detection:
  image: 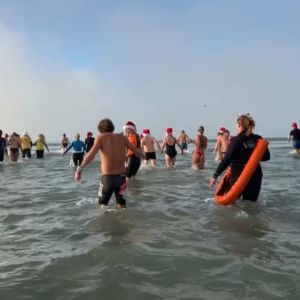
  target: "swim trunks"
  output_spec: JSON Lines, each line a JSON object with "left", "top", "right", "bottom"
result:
{"left": 145, "top": 152, "right": 156, "bottom": 160}
{"left": 98, "top": 174, "right": 127, "bottom": 206}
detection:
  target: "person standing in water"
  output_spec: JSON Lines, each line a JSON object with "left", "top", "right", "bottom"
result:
{"left": 191, "top": 126, "right": 208, "bottom": 170}
{"left": 177, "top": 130, "right": 191, "bottom": 155}
{"left": 123, "top": 121, "right": 142, "bottom": 180}
{"left": 33, "top": 134, "right": 49, "bottom": 158}
{"left": 60, "top": 133, "right": 70, "bottom": 153}
{"left": 214, "top": 127, "right": 231, "bottom": 161}
{"left": 161, "top": 128, "right": 181, "bottom": 168}
{"left": 141, "top": 129, "right": 161, "bottom": 167}
{"left": 74, "top": 118, "right": 144, "bottom": 208}
{"left": 85, "top": 132, "right": 95, "bottom": 153}
{"left": 63, "top": 133, "right": 86, "bottom": 166}
{"left": 288, "top": 122, "right": 300, "bottom": 154}
{"left": 209, "top": 114, "right": 270, "bottom": 202}
{"left": 0, "top": 130, "right": 7, "bottom": 162}
{"left": 20, "top": 132, "right": 32, "bottom": 158}
{"left": 8, "top": 132, "right": 21, "bottom": 162}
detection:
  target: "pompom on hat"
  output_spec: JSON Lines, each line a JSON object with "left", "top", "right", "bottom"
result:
{"left": 122, "top": 121, "right": 136, "bottom": 132}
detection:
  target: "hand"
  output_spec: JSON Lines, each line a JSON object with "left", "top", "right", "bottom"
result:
{"left": 209, "top": 178, "right": 216, "bottom": 189}
{"left": 74, "top": 167, "right": 82, "bottom": 182}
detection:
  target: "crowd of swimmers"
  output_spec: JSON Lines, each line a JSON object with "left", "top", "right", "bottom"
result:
{"left": 1, "top": 117, "right": 300, "bottom": 208}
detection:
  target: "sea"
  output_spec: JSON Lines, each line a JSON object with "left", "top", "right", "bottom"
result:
{"left": 0, "top": 139, "right": 299, "bottom": 300}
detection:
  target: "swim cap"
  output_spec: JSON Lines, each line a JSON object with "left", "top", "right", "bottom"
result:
{"left": 166, "top": 128, "right": 173, "bottom": 134}
{"left": 292, "top": 122, "right": 297, "bottom": 128}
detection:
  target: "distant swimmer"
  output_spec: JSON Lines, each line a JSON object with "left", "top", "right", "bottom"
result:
{"left": 20, "top": 132, "right": 32, "bottom": 158}
{"left": 213, "top": 127, "right": 231, "bottom": 161}
{"left": 288, "top": 122, "right": 300, "bottom": 154}
{"left": 33, "top": 134, "right": 49, "bottom": 158}
{"left": 0, "top": 129, "right": 7, "bottom": 162}
{"left": 60, "top": 133, "right": 70, "bottom": 153}
{"left": 63, "top": 133, "right": 86, "bottom": 166}
{"left": 191, "top": 126, "right": 208, "bottom": 170}
{"left": 177, "top": 130, "right": 191, "bottom": 155}
{"left": 74, "top": 118, "right": 145, "bottom": 208}
{"left": 8, "top": 132, "right": 21, "bottom": 162}
{"left": 4, "top": 134, "right": 9, "bottom": 156}
{"left": 85, "top": 132, "right": 95, "bottom": 153}
{"left": 141, "top": 129, "right": 161, "bottom": 167}
{"left": 123, "top": 121, "right": 141, "bottom": 180}
{"left": 210, "top": 114, "right": 270, "bottom": 202}
{"left": 161, "top": 128, "right": 181, "bottom": 168}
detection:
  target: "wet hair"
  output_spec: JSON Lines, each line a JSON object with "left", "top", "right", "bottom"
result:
{"left": 198, "top": 126, "right": 204, "bottom": 132}
{"left": 237, "top": 114, "right": 255, "bottom": 135}
{"left": 98, "top": 118, "right": 115, "bottom": 133}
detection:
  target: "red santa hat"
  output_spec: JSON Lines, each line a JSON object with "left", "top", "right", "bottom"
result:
{"left": 218, "top": 127, "right": 226, "bottom": 133}
{"left": 292, "top": 122, "right": 297, "bottom": 128}
{"left": 122, "top": 121, "right": 136, "bottom": 132}
{"left": 166, "top": 127, "right": 173, "bottom": 134}
{"left": 142, "top": 129, "right": 150, "bottom": 136}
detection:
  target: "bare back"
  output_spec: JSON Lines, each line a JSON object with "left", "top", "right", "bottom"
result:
{"left": 98, "top": 133, "right": 127, "bottom": 175}
{"left": 141, "top": 135, "right": 156, "bottom": 152}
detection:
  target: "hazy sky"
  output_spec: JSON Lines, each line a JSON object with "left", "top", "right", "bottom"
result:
{"left": 1, "top": 0, "right": 299, "bottom": 141}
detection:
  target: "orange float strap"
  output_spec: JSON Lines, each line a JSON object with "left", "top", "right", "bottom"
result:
{"left": 215, "top": 138, "right": 269, "bottom": 205}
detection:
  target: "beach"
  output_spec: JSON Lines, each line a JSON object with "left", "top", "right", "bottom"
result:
{"left": 0, "top": 139, "right": 299, "bottom": 299}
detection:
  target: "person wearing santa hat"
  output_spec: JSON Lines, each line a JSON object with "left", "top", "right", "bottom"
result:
{"left": 213, "top": 127, "right": 230, "bottom": 161}
{"left": 141, "top": 129, "right": 161, "bottom": 167}
{"left": 288, "top": 122, "right": 300, "bottom": 154}
{"left": 161, "top": 128, "right": 181, "bottom": 168}
{"left": 123, "top": 121, "right": 142, "bottom": 179}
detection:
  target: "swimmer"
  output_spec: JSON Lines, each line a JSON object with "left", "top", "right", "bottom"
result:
{"left": 288, "top": 122, "right": 300, "bottom": 154}
{"left": 8, "top": 132, "right": 21, "bottom": 162}
{"left": 161, "top": 128, "right": 181, "bottom": 168}
{"left": 63, "top": 133, "right": 86, "bottom": 166}
{"left": 0, "top": 130, "right": 6, "bottom": 162}
{"left": 177, "top": 130, "right": 191, "bottom": 155}
{"left": 60, "top": 133, "right": 70, "bottom": 153}
{"left": 74, "top": 118, "right": 145, "bottom": 208}
{"left": 214, "top": 127, "right": 231, "bottom": 161}
{"left": 141, "top": 129, "right": 161, "bottom": 167}
{"left": 20, "top": 132, "right": 32, "bottom": 158}
{"left": 33, "top": 134, "right": 49, "bottom": 158}
{"left": 85, "top": 132, "right": 95, "bottom": 153}
{"left": 191, "top": 126, "right": 208, "bottom": 170}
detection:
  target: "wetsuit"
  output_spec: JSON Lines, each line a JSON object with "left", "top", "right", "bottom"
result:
{"left": 165, "top": 143, "right": 177, "bottom": 158}
{"left": 126, "top": 133, "right": 141, "bottom": 178}
{"left": 65, "top": 140, "right": 86, "bottom": 166}
{"left": 0, "top": 137, "right": 6, "bottom": 162}
{"left": 213, "top": 132, "right": 270, "bottom": 201}
{"left": 289, "top": 128, "right": 300, "bottom": 149}
{"left": 98, "top": 174, "right": 127, "bottom": 206}
{"left": 85, "top": 136, "right": 95, "bottom": 153}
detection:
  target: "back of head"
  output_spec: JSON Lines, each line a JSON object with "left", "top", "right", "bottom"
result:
{"left": 292, "top": 122, "right": 298, "bottom": 129}
{"left": 198, "top": 126, "right": 204, "bottom": 133}
{"left": 75, "top": 133, "right": 80, "bottom": 139}
{"left": 98, "top": 118, "right": 115, "bottom": 133}
{"left": 237, "top": 114, "right": 255, "bottom": 135}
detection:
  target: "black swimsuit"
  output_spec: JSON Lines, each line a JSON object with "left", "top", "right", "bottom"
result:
{"left": 165, "top": 143, "right": 177, "bottom": 158}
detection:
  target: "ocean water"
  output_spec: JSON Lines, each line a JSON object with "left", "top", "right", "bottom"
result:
{"left": 0, "top": 139, "right": 299, "bottom": 300}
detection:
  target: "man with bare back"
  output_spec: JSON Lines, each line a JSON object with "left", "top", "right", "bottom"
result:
{"left": 75, "top": 118, "right": 144, "bottom": 208}
{"left": 141, "top": 129, "right": 161, "bottom": 167}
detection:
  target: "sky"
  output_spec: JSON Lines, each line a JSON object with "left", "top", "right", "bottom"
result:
{"left": 0, "top": 0, "right": 299, "bottom": 141}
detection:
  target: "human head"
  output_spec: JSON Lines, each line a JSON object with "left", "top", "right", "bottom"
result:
{"left": 38, "top": 134, "right": 45, "bottom": 141}
{"left": 87, "top": 131, "right": 93, "bottom": 137}
{"left": 122, "top": 121, "right": 136, "bottom": 134}
{"left": 292, "top": 122, "right": 297, "bottom": 129}
{"left": 63, "top": 133, "right": 66, "bottom": 137}
{"left": 166, "top": 128, "right": 173, "bottom": 135}
{"left": 142, "top": 129, "right": 150, "bottom": 136}
{"left": 181, "top": 130, "right": 185, "bottom": 134}
{"left": 198, "top": 126, "right": 205, "bottom": 134}
{"left": 75, "top": 133, "right": 80, "bottom": 139}
{"left": 236, "top": 114, "right": 255, "bottom": 135}
{"left": 97, "top": 118, "right": 115, "bottom": 133}
{"left": 218, "top": 127, "right": 226, "bottom": 134}
{"left": 23, "top": 131, "right": 29, "bottom": 136}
